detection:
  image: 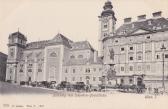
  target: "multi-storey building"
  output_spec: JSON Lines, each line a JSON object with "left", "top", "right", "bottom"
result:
{"left": 5, "top": 32, "right": 103, "bottom": 85}
{"left": 99, "top": 1, "right": 168, "bottom": 88}
{"left": 6, "top": 0, "right": 168, "bottom": 88}
{"left": 0, "top": 52, "right": 7, "bottom": 81}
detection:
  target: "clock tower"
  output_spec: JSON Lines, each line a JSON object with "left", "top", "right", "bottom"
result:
{"left": 6, "top": 31, "right": 27, "bottom": 83}
{"left": 98, "top": 0, "right": 117, "bottom": 57}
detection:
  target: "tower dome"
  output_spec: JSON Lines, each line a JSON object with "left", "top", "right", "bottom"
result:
{"left": 101, "top": 0, "right": 116, "bottom": 20}
{"left": 103, "top": 0, "right": 113, "bottom": 10}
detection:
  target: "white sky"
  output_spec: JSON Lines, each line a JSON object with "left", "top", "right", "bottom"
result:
{"left": 0, "top": 0, "right": 168, "bottom": 54}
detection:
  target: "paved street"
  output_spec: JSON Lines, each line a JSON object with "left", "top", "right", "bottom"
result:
{"left": 0, "top": 81, "right": 56, "bottom": 94}
{"left": 1, "top": 82, "right": 168, "bottom": 109}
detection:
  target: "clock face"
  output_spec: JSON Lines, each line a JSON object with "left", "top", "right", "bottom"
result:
{"left": 103, "top": 17, "right": 108, "bottom": 23}
{"left": 10, "top": 48, "right": 15, "bottom": 58}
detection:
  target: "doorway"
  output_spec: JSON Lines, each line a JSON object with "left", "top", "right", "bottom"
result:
{"left": 137, "top": 77, "right": 142, "bottom": 86}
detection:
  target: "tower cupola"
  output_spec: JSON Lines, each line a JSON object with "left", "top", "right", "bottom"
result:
{"left": 101, "top": 0, "right": 116, "bottom": 20}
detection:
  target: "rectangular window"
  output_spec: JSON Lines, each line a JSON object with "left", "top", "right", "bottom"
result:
{"left": 28, "top": 69, "right": 32, "bottom": 72}
{"left": 20, "top": 69, "right": 23, "bottom": 72}
{"left": 38, "top": 69, "right": 42, "bottom": 72}
{"left": 129, "top": 66, "right": 133, "bottom": 71}
{"left": 72, "top": 77, "right": 75, "bottom": 81}
{"left": 130, "top": 47, "right": 133, "bottom": 50}
{"left": 73, "top": 69, "right": 75, "bottom": 73}
{"left": 129, "top": 79, "right": 133, "bottom": 84}
{"left": 121, "top": 47, "right": 124, "bottom": 51}
{"left": 65, "top": 69, "right": 68, "bottom": 73}
{"left": 78, "top": 55, "right": 83, "bottom": 58}
{"left": 137, "top": 55, "right": 142, "bottom": 60}
{"left": 93, "top": 68, "right": 96, "bottom": 72}
{"left": 103, "top": 33, "right": 107, "bottom": 37}
{"left": 28, "top": 64, "right": 33, "bottom": 67}
{"left": 93, "top": 77, "right": 96, "bottom": 81}
{"left": 146, "top": 65, "right": 150, "bottom": 71}
{"left": 129, "top": 56, "right": 133, "bottom": 61}
{"left": 10, "top": 69, "right": 12, "bottom": 74}
{"left": 10, "top": 48, "right": 14, "bottom": 58}
{"left": 137, "top": 44, "right": 142, "bottom": 51}
{"left": 86, "top": 68, "right": 90, "bottom": 73}
{"left": 99, "top": 77, "right": 102, "bottom": 81}
{"left": 80, "top": 77, "right": 82, "bottom": 81}
{"left": 65, "top": 77, "right": 67, "bottom": 81}
{"left": 121, "top": 67, "right": 124, "bottom": 71}
{"left": 137, "top": 65, "right": 141, "bottom": 71}
{"left": 145, "top": 53, "right": 151, "bottom": 61}
{"left": 104, "top": 24, "right": 107, "bottom": 28}
{"left": 156, "top": 54, "right": 160, "bottom": 59}
{"left": 165, "top": 54, "right": 168, "bottom": 58}
{"left": 145, "top": 43, "right": 151, "bottom": 51}
{"left": 70, "top": 55, "right": 75, "bottom": 59}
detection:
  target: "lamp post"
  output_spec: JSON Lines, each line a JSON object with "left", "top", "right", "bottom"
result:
{"left": 161, "top": 44, "right": 166, "bottom": 92}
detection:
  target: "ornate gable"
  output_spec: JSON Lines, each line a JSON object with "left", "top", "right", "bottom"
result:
{"left": 129, "top": 28, "right": 151, "bottom": 35}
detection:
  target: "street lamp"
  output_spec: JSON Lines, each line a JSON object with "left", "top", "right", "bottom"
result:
{"left": 161, "top": 44, "right": 166, "bottom": 92}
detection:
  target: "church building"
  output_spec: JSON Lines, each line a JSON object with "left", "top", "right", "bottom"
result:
{"left": 6, "top": 1, "right": 168, "bottom": 88}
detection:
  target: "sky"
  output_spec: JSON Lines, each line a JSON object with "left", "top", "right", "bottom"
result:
{"left": 0, "top": 0, "right": 168, "bottom": 54}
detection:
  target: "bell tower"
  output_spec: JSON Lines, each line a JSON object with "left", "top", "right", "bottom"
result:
{"left": 6, "top": 31, "right": 27, "bottom": 83}
{"left": 98, "top": 0, "right": 117, "bottom": 57}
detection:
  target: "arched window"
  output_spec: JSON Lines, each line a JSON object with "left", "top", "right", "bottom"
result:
{"left": 86, "top": 76, "right": 90, "bottom": 80}
{"left": 129, "top": 79, "right": 133, "bottom": 84}
{"left": 70, "top": 55, "right": 75, "bottom": 59}
{"left": 78, "top": 55, "right": 83, "bottom": 58}
{"left": 50, "top": 52, "right": 57, "bottom": 57}
{"left": 28, "top": 69, "right": 32, "bottom": 72}
{"left": 120, "top": 79, "right": 124, "bottom": 84}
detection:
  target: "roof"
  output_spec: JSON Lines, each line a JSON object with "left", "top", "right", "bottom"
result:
{"left": 9, "top": 31, "right": 27, "bottom": 41}
{"left": 64, "top": 57, "right": 103, "bottom": 66}
{"left": 100, "top": 0, "right": 116, "bottom": 20}
{"left": 70, "top": 41, "right": 94, "bottom": 51}
{"left": 25, "top": 33, "right": 95, "bottom": 51}
{"left": 0, "top": 52, "right": 7, "bottom": 58}
{"left": 26, "top": 40, "right": 49, "bottom": 50}
{"left": 47, "top": 33, "right": 73, "bottom": 47}
{"left": 26, "top": 33, "right": 73, "bottom": 49}
{"left": 115, "top": 17, "right": 168, "bottom": 36}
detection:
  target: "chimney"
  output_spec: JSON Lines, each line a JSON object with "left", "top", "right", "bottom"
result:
{"left": 124, "top": 17, "right": 132, "bottom": 23}
{"left": 94, "top": 50, "right": 98, "bottom": 63}
{"left": 152, "top": 11, "right": 162, "bottom": 18}
{"left": 137, "top": 15, "right": 146, "bottom": 20}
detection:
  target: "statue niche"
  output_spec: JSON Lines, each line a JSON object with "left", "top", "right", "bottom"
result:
{"left": 109, "top": 48, "right": 114, "bottom": 60}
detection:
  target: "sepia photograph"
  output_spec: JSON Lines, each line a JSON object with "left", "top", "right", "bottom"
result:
{"left": 0, "top": 0, "right": 168, "bottom": 109}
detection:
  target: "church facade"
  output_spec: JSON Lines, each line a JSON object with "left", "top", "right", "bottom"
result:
{"left": 6, "top": 32, "right": 102, "bottom": 84}
{"left": 5, "top": 32, "right": 103, "bottom": 85}
{"left": 6, "top": 1, "right": 168, "bottom": 88}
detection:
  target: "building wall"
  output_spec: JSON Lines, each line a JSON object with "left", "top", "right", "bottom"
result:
{"left": 69, "top": 49, "right": 93, "bottom": 60}
{"left": 103, "top": 30, "right": 168, "bottom": 85}
{"left": 62, "top": 64, "right": 103, "bottom": 85}
{"left": 0, "top": 52, "right": 7, "bottom": 81}
{"left": 18, "top": 49, "right": 45, "bottom": 82}
{"left": 44, "top": 45, "right": 64, "bottom": 83}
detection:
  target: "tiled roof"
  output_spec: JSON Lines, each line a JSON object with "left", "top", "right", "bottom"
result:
{"left": 26, "top": 33, "right": 73, "bottom": 49}
{"left": 47, "top": 33, "right": 73, "bottom": 48}
{"left": 115, "top": 17, "right": 168, "bottom": 36}
{"left": 26, "top": 40, "right": 49, "bottom": 49}
{"left": 70, "top": 41, "right": 94, "bottom": 51}
{"left": 25, "top": 33, "right": 95, "bottom": 51}
{"left": 9, "top": 31, "right": 27, "bottom": 41}
{"left": 0, "top": 52, "right": 7, "bottom": 58}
